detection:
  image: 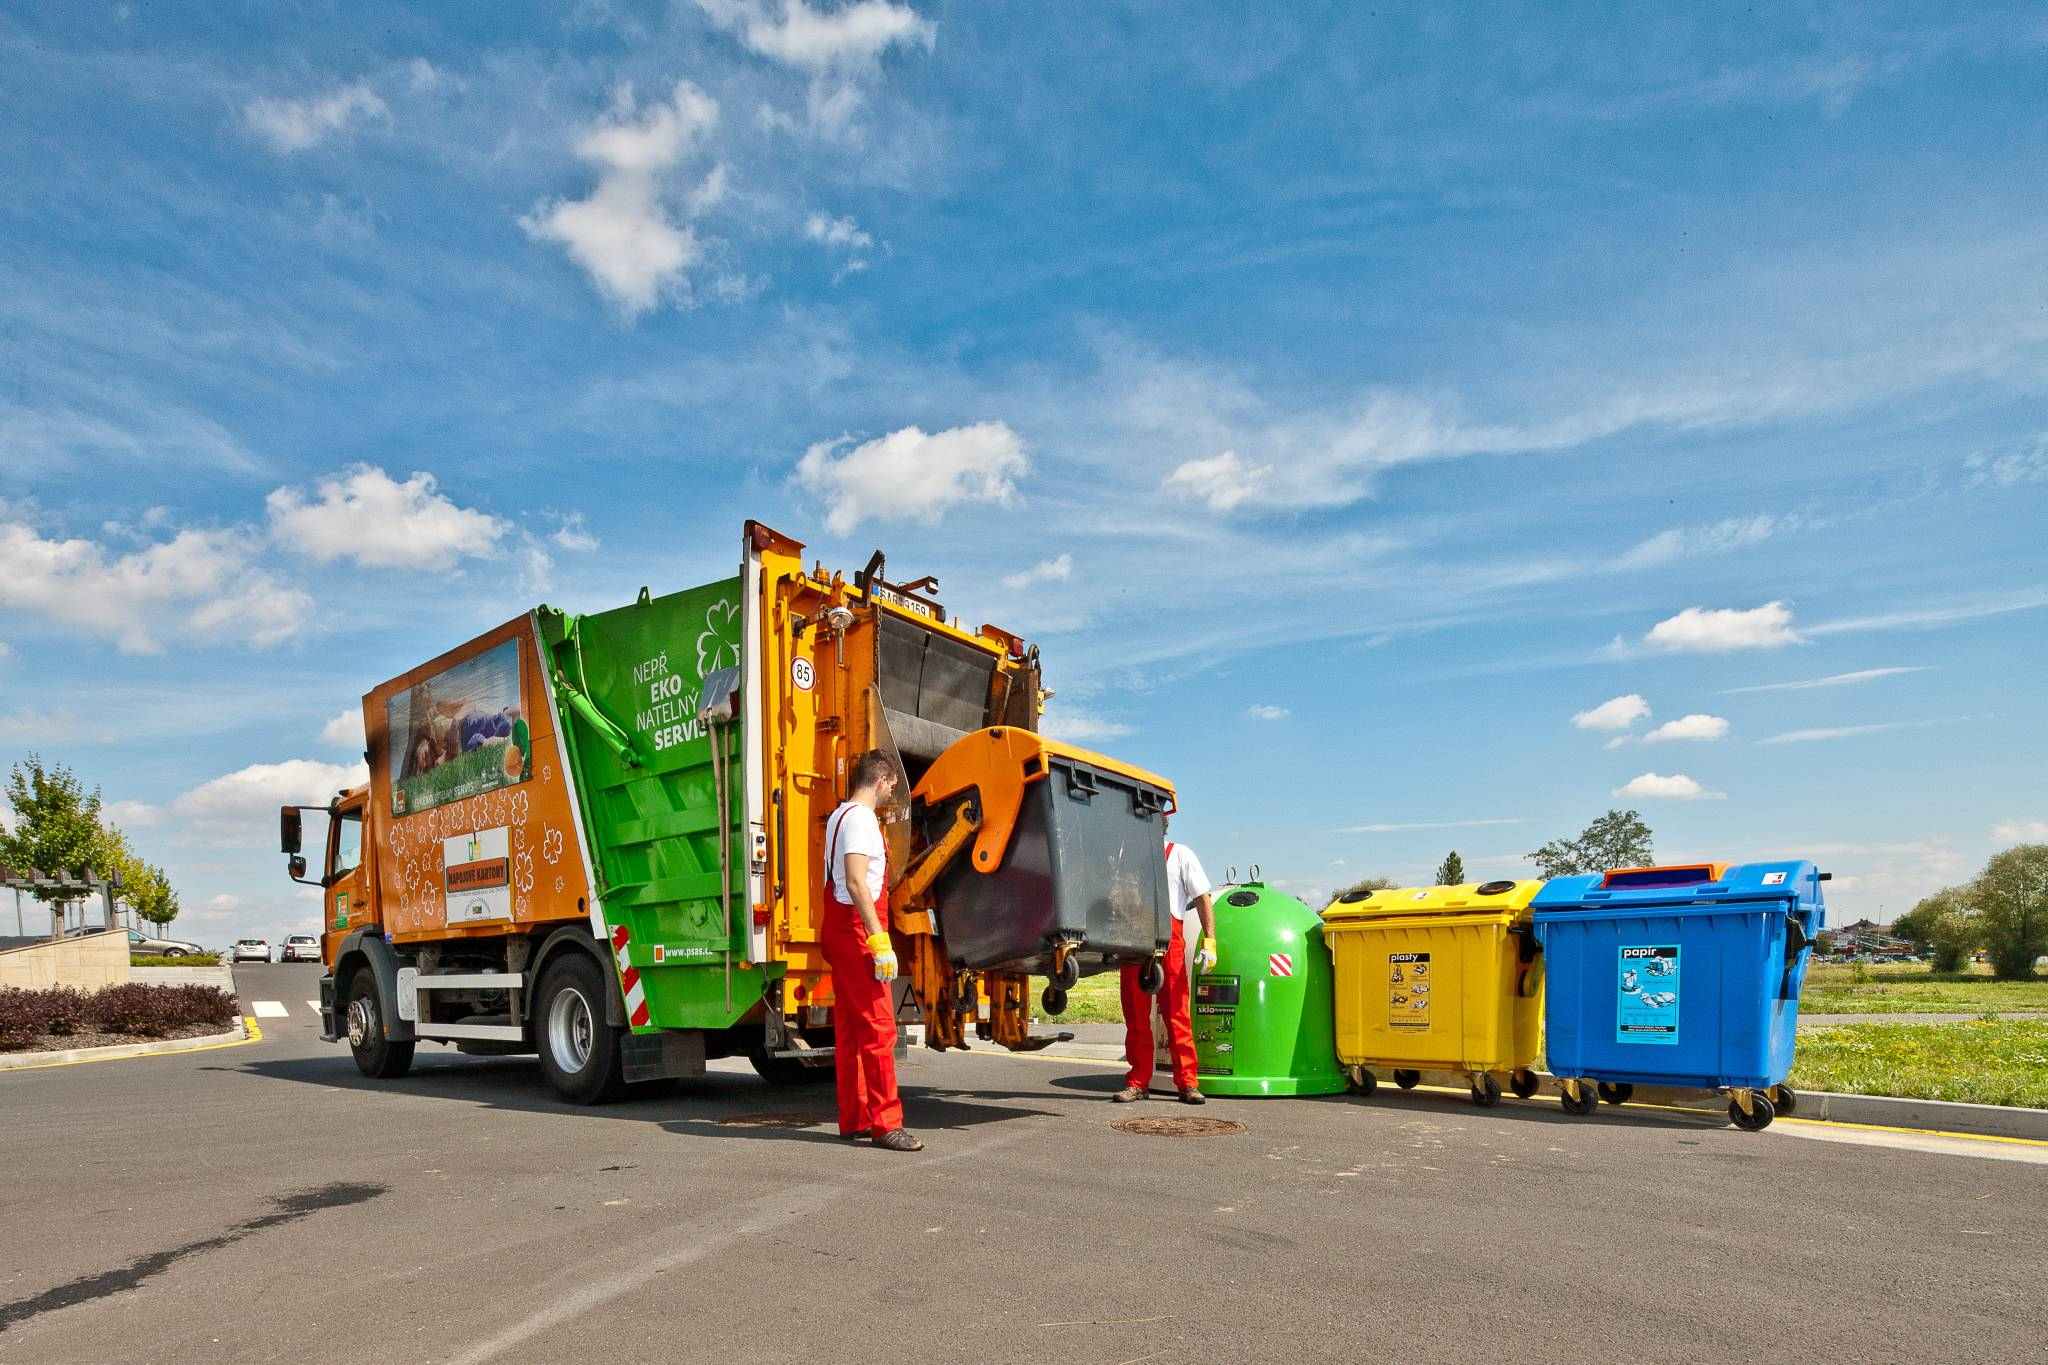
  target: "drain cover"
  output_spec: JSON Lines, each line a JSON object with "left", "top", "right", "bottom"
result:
{"left": 1111, "top": 1116, "right": 1247, "bottom": 1138}
{"left": 718, "top": 1113, "right": 823, "bottom": 1129}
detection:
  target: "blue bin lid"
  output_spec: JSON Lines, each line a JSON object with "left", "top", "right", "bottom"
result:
{"left": 1531, "top": 860, "right": 1826, "bottom": 921}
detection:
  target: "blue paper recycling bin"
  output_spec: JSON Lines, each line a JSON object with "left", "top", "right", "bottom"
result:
{"left": 1531, "top": 861, "right": 1825, "bottom": 1131}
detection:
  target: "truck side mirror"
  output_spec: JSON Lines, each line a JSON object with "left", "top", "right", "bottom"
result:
{"left": 281, "top": 806, "right": 302, "bottom": 854}
{"left": 288, "top": 854, "right": 308, "bottom": 882}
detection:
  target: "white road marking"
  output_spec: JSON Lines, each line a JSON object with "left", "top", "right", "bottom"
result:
{"left": 251, "top": 1000, "right": 288, "bottom": 1018}
{"left": 307, "top": 1000, "right": 322, "bottom": 1012}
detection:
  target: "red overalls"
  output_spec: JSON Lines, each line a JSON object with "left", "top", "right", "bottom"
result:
{"left": 1120, "top": 841, "right": 1198, "bottom": 1092}
{"left": 821, "top": 806, "right": 904, "bottom": 1138}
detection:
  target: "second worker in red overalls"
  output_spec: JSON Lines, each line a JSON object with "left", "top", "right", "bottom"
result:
{"left": 820, "top": 750, "right": 923, "bottom": 1152}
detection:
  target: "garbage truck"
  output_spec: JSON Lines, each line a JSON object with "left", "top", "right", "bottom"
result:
{"left": 280, "top": 521, "right": 1175, "bottom": 1102}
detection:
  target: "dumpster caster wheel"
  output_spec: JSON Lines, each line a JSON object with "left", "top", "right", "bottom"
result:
{"left": 1509, "top": 1069, "right": 1539, "bottom": 1100}
{"left": 1040, "top": 985, "right": 1068, "bottom": 1017}
{"left": 1393, "top": 1069, "right": 1421, "bottom": 1089}
{"left": 1137, "top": 959, "right": 1165, "bottom": 995}
{"left": 1470, "top": 1073, "right": 1502, "bottom": 1108}
{"left": 1051, "top": 952, "right": 1081, "bottom": 991}
{"left": 1769, "top": 1084, "right": 1798, "bottom": 1115}
{"left": 1597, "top": 1082, "right": 1635, "bottom": 1106}
{"left": 1559, "top": 1084, "right": 1599, "bottom": 1117}
{"left": 1729, "top": 1094, "right": 1776, "bottom": 1132}
{"left": 1347, "top": 1066, "right": 1376, "bottom": 1097}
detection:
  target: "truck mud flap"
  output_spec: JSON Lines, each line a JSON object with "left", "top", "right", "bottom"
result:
{"left": 621, "top": 1029, "right": 706, "bottom": 1084}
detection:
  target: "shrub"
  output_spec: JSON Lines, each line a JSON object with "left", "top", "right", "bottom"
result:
{"left": 0, "top": 991, "right": 40, "bottom": 1050}
{"left": 84, "top": 982, "right": 237, "bottom": 1037}
{"left": 34, "top": 987, "right": 90, "bottom": 1036}
{"left": 1975, "top": 845, "right": 2048, "bottom": 981}
{"left": 131, "top": 953, "right": 222, "bottom": 967}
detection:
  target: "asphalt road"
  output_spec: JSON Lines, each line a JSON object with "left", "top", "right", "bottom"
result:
{"left": 2, "top": 962, "right": 2042, "bottom": 1364}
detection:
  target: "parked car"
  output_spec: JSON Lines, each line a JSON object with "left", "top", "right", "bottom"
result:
{"left": 232, "top": 938, "right": 272, "bottom": 963}
{"left": 280, "top": 934, "right": 322, "bottom": 963}
{"left": 102, "top": 927, "right": 208, "bottom": 957}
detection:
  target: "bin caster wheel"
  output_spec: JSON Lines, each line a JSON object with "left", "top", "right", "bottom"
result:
{"left": 1470, "top": 1073, "right": 1502, "bottom": 1108}
{"left": 1559, "top": 1083, "right": 1599, "bottom": 1117}
{"left": 1729, "top": 1094, "right": 1776, "bottom": 1132}
{"left": 1597, "top": 1082, "right": 1634, "bottom": 1106}
{"left": 1052, "top": 952, "right": 1081, "bottom": 991}
{"left": 1347, "top": 1066, "right": 1376, "bottom": 1097}
{"left": 1393, "top": 1069, "right": 1421, "bottom": 1090}
{"left": 1040, "top": 986, "right": 1068, "bottom": 1017}
{"left": 1769, "top": 1084, "right": 1798, "bottom": 1115}
{"left": 1509, "top": 1069, "right": 1539, "bottom": 1100}
{"left": 1137, "top": 959, "right": 1165, "bottom": 995}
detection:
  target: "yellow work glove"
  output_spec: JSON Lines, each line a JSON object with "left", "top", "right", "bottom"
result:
{"left": 866, "top": 930, "right": 899, "bottom": 981}
{"left": 1195, "top": 936, "right": 1219, "bottom": 974}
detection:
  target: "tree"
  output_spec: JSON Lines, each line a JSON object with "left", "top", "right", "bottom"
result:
{"left": 128, "top": 862, "right": 181, "bottom": 934}
{"left": 1973, "top": 844, "right": 2048, "bottom": 981}
{"left": 1333, "top": 875, "right": 1398, "bottom": 901}
{"left": 1527, "top": 809, "right": 1654, "bottom": 879}
{"left": 1435, "top": 850, "right": 1465, "bottom": 886}
{"left": 1893, "top": 888, "right": 1981, "bottom": 974}
{"left": 0, "top": 756, "right": 107, "bottom": 933}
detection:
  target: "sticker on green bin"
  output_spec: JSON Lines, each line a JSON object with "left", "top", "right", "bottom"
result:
{"left": 1193, "top": 975, "right": 1239, "bottom": 1075}
{"left": 1618, "top": 945, "right": 1680, "bottom": 1044}
{"left": 1388, "top": 951, "right": 1431, "bottom": 1030}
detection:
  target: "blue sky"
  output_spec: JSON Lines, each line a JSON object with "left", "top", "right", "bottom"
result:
{"left": 3, "top": 2, "right": 2045, "bottom": 944}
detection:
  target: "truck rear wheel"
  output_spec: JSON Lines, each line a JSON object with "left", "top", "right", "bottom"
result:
{"left": 536, "top": 953, "right": 628, "bottom": 1104}
{"left": 345, "top": 972, "right": 414, "bottom": 1080}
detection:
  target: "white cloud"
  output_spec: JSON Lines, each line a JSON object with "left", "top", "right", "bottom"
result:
{"left": 1992, "top": 820, "right": 2048, "bottom": 846}
{"left": 320, "top": 708, "right": 366, "bottom": 750}
{"left": 521, "top": 82, "right": 719, "bottom": 316}
{"left": 1245, "top": 704, "right": 1290, "bottom": 721}
{"left": 1038, "top": 707, "right": 1132, "bottom": 743}
{"left": 1806, "top": 590, "right": 2048, "bottom": 638}
{"left": 1338, "top": 817, "right": 1525, "bottom": 834}
{"left": 103, "top": 799, "right": 159, "bottom": 830}
{"left": 1640, "top": 714, "right": 1730, "bottom": 744}
{"left": 267, "top": 464, "right": 508, "bottom": 570}
{"left": 1758, "top": 717, "right": 1962, "bottom": 745}
{"left": 550, "top": 512, "right": 600, "bottom": 552}
{"left": 1645, "top": 601, "right": 1800, "bottom": 653}
{"left": 1613, "top": 772, "right": 1723, "bottom": 801}
{"left": 1162, "top": 451, "right": 1271, "bottom": 513}
{"left": 0, "top": 517, "right": 308, "bottom": 654}
{"left": 804, "top": 212, "right": 873, "bottom": 252}
{"left": 794, "top": 422, "right": 1027, "bottom": 534}
{"left": 1722, "top": 666, "right": 1929, "bottom": 694}
{"left": 1002, "top": 553, "right": 1072, "bottom": 591}
{"left": 173, "top": 759, "right": 370, "bottom": 838}
{"left": 244, "top": 81, "right": 389, "bottom": 154}
{"left": 696, "top": 0, "right": 935, "bottom": 71}
{"left": 1616, "top": 514, "right": 1782, "bottom": 569}
{"left": 1965, "top": 435, "right": 2048, "bottom": 488}
{"left": 1572, "top": 694, "right": 1650, "bottom": 732}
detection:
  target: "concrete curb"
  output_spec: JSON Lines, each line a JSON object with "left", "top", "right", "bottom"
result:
{"left": 0, "top": 1017, "right": 251, "bottom": 1072}
{"left": 1786, "top": 1089, "right": 2048, "bottom": 1141}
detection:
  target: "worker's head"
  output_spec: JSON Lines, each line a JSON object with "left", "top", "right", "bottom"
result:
{"left": 849, "top": 749, "right": 899, "bottom": 800}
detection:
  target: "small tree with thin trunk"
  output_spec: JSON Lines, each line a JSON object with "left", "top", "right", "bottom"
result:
{"left": 1974, "top": 844, "right": 2048, "bottom": 981}
{"left": 0, "top": 755, "right": 106, "bottom": 936}
{"left": 1435, "top": 850, "right": 1465, "bottom": 886}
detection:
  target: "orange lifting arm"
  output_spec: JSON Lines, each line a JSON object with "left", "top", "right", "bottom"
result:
{"left": 910, "top": 727, "right": 1176, "bottom": 877}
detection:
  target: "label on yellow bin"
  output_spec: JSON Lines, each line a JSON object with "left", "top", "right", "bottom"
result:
{"left": 1388, "top": 951, "right": 1431, "bottom": 1030}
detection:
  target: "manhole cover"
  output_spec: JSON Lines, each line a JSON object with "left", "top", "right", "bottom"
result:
{"left": 1111, "top": 1116, "right": 1247, "bottom": 1138}
{"left": 717, "top": 1113, "right": 823, "bottom": 1129}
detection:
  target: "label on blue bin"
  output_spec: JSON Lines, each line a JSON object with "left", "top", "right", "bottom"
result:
{"left": 1617, "top": 945, "right": 1680, "bottom": 1044}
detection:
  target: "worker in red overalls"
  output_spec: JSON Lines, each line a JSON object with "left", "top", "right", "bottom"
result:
{"left": 1115, "top": 816, "right": 1217, "bottom": 1104}
{"left": 820, "top": 750, "right": 922, "bottom": 1152}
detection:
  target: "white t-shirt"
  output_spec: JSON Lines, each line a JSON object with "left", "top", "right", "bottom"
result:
{"left": 824, "top": 801, "right": 887, "bottom": 905}
{"left": 1165, "top": 840, "right": 1212, "bottom": 925}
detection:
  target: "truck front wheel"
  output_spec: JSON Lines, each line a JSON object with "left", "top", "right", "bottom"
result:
{"left": 535, "top": 953, "right": 628, "bottom": 1104}
{"left": 345, "top": 972, "right": 414, "bottom": 1080}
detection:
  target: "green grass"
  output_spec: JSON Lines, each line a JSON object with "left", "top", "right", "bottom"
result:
{"left": 1791, "top": 1019, "right": 2048, "bottom": 1108}
{"left": 1799, "top": 960, "right": 2048, "bottom": 1016}
{"left": 1051, "top": 971, "right": 1124, "bottom": 1024}
{"left": 132, "top": 953, "right": 221, "bottom": 967}
{"left": 396, "top": 741, "right": 514, "bottom": 812}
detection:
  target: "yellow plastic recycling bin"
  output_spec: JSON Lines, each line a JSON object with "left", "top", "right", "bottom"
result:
{"left": 1320, "top": 880, "right": 1545, "bottom": 1107}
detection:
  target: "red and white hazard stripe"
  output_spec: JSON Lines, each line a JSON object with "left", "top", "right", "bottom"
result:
{"left": 1268, "top": 952, "right": 1294, "bottom": 978}
{"left": 610, "top": 924, "right": 651, "bottom": 1028}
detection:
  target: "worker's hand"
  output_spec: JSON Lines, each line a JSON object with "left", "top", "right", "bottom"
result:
{"left": 1195, "top": 936, "right": 1219, "bottom": 974}
{"left": 866, "top": 930, "right": 899, "bottom": 981}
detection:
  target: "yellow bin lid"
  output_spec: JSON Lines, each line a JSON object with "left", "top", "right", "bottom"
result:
{"left": 1321, "top": 879, "right": 1545, "bottom": 923}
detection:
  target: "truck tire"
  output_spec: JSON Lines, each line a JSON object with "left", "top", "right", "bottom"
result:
{"left": 535, "top": 953, "right": 628, "bottom": 1104}
{"left": 345, "top": 971, "right": 414, "bottom": 1080}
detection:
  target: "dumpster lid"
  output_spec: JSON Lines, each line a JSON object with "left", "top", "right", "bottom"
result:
{"left": 1322, "top": 879, "right": 1545, "bottom": 922}
{"left": 1531, "top": 860, "right": 1826, "bottom": 915}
